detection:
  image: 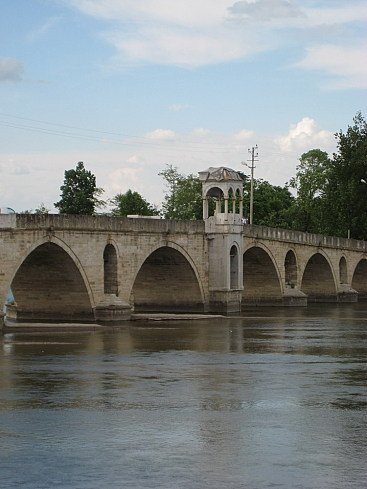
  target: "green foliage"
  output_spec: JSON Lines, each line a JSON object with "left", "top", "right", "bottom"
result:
{"left": 289, "top": 149, "right": 330, "bottom": 232}
{"left": 323, "top": 112, "right": 367, "bottom": 239}
{"left": 20, "top": 203, "right": 50, "bottom": 215}
{"left": 159, "top": 164, "right": 203, "bottom": 220}
{"left": 54, "top": 162, "right": 104, "bottom": 215}
{"left": 243, "top": 178, "right": 296, "bottom": 228}
{"left": 34, "top": 203, "right": 50, "bottom": 215}
{"left": 110, "top": 189, "right": 159, "bottom": 217}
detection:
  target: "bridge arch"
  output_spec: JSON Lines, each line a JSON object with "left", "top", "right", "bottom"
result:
{"left": 130, "top": 242, "right": 205, "bottom": 312}
{"left": 301, "top": 251, "right": 337, "bottom": 302}
{"left": 242, "top": 243, "right": 283, "bottom": 305}
{"left": 351, "top": 258, "right": 367, "bottom": 300}
{"left": 8, "top": 237, "right": 95, "bottom": 322}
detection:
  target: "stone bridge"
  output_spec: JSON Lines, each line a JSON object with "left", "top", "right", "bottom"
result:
{"left": 1, "top": 211, "right": 367, "bottom": 325}
{"left": 1, "top": 166, "right": 367, "bottom": 325}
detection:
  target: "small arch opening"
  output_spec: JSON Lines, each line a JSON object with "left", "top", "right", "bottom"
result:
{"left": 339, "top": 256, "right": 347, "bottom": 284}
{"left": 230, "top": 245, "right": 239, "bottom": 289}
{"left": 285, "top": 250, "right": 297, "bottom": 287}
{"left": 104, "top": 244, "right": 118, "bottom": 295}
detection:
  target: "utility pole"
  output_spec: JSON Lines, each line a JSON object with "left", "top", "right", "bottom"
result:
{"left": 243, "top": 145, "right": 258, "bottom": 225}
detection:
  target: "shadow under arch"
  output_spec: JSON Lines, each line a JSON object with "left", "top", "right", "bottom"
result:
{"left": 339, "top": 256, "right": 348, "bottom": 284}
{"left": 131, "top": 243, "right": 205, "bottom": 312}
{"left": 9, "top": 238, "right": 95, "bottom": 322}
{"left": 351, "top": 258, "right": 367, "bottom": 300}
{"left": 230, "top": 242, "right": 240, "bottom": 289}
{"left": 301, "top": 252, "right": 337, "bottom": 302}
{"left": 104, "top": 243, "right": 118, "bottom": 295}
{"left": 285, "top": 249, "right": 298, "bottom": 287}
{"left": 242, "top": 244, "right": 283, "bottom": 306}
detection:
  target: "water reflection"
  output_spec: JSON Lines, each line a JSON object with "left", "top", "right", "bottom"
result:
{"left": 0, "top": 305, "right": 366, "bottom": 489}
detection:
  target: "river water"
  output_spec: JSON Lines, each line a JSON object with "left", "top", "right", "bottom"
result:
{"left": 0, "top": 304, "right": 366, "bottom": 489}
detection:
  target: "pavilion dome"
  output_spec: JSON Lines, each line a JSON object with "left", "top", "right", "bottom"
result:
{"left": 198, "top": 167, "right": 243, "bottom": 182}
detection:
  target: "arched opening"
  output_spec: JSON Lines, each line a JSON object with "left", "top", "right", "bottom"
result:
{"left": 205, "top": 186, "right": 224, "bottom": 216}
{"left": 10, "top": 242, "right": 93, "bottom": 322}
{"left": 230, "top": 245, "right": 239, "bottom": 289}
{"left": 243, "top": 247, "right": 282, "bottom": 305}
{"left": 285, "top": 250, "right": 297, "bottom": 287}
{"left": 301, "top": 253, "right": 336, "bottom": 302}
{"left": 339, "top": 256, "right": 347, "bottom": 284}
{"left": 103, "top": 244, "right": 118, "bottom": 295}
{"left": 351, "top": 259, "right": 367, "bottom": 300}
{"left": 131, "top": 247, "right": 203, "bottom": 312}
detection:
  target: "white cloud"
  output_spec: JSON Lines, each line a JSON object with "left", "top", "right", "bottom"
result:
{"left": 276, "top": 117, "right": 334, "bottom": 153}
{"left": 146, "top": 128, "right": 176, "bottom": 140}
{"left": 104, "top": 26, "right": 258, "bottom": 67}
{"left": 0, "top": 58, "right": 24, "bottom": 82}
{"left": 193, "top": 128, "right": 210, "bottom": 137}
{"left": 296, "top": 43, "right": 367, "bottom": 90}
{"left": 66, "top": 0, "right": 367, "bottom": 76}
{"left": 228, "top": 0, "right": 303, "bottom": 22}
{"left": 233, "top": 129, "right": 255, "bottom": 141}
{"left": 106, "top": 167, "right": 142, "bottom": 194}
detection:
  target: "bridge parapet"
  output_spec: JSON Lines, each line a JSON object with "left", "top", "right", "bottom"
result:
{"left": 244, "top": 224, "right": 367, "bottom": 252}
{"left": 0, "top": 214, "right": 205, "bottom": 234}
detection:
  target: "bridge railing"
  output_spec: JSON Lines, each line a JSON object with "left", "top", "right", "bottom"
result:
{"left": 0, "top": 214, "right": 205, "bottom": 234}
{"left": 243, "top": 224, "right": 367, "bottom": 252}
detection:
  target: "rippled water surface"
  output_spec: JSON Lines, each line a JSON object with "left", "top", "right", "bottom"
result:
{"left": 1, "top": 305, "right": 366, "bottom": 489}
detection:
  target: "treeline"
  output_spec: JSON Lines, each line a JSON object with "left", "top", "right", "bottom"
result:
{"left": 28, "top": 112, "right": 367, "bottom": 240}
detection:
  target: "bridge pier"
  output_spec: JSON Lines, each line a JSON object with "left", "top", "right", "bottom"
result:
{"left": 282, "top": 286, "right": 308, "bottom": 306}
{"left": 337, "top": 284, "right": 358, "bottom": 303}
{"left": 94, "top": 294, "right": 132, "bottom": 322}
{"left": 209, "top": 290, "right": 242, "bottom": 314}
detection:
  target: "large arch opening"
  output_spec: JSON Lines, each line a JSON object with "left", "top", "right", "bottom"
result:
{"left": 285, "top": 250, "right": 297, "bottom": 287}
{"left": 351, "top": 259, "right": 367, "bottom": 300}
{"left": 230, "top": 245, "right": 239, "bottom": 289}
{"left": 242, "top": 246, "right": 282, "bottom": 305}
{"left": 301, "top": 253, "right": 337, "bottom": 302}
{"left": 131, "top": 247, "right": 204, "bottom": 313}
{"left": 10, "top": 242, "right": 94, "bottom": 322}
{"left": 104, "top": 244, "right": 118, "bottom": 295}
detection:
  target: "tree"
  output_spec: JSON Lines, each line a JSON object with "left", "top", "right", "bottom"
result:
{"left": 243, "top": 177, "right": 296, "bottom": 228}
{"left": 34, "top": 203, "right": 50, "bottom": 215}
{"left": 323, "top": 112, "right": 367, "bottom": 239}
{"left": 289, "top": 149, "right": 330, "bottom": 233}
{"left": 20, "top": 203, "right": 50, "bottom": 214}
{"left": 54, "top": 162, "right": 104, "bottom": 215}
{"left": 159, "top": 165, "right": 203, "bottom": 220}
{"left": 110, "top": 190, "right": 159, "bottom": 217}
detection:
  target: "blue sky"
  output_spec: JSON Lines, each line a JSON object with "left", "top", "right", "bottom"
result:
{"left": 0, "top": 0, "right": 366, "bottom": 212}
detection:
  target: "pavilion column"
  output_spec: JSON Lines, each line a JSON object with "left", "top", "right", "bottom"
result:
{"left": 202, "top": 197, "right": 209, "bottom": 219}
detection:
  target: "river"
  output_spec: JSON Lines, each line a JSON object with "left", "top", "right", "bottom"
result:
{"left": 0, "top": 304, "right": 366, "bottom": 489}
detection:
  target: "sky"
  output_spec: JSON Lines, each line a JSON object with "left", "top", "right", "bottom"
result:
{"left": 0, "top": 0, "right": 366, "bottom": 212}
